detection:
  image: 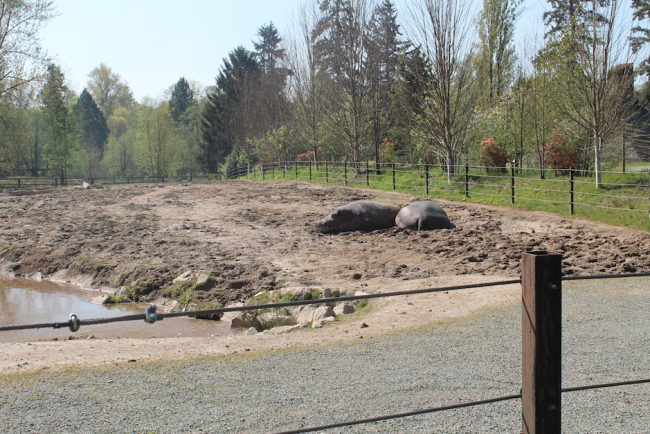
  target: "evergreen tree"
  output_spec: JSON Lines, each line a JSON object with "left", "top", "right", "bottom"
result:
{"left": 169, "top": 77, "right": 196, "bottom": 122}
{"left": 74, "top": 89, "right": 109, "bottom": 154}
{"left": 543, "top": 0, "right": 608, "bottom": 39}
{"left": 41, "top": 64, "right": 77, "bottom": 185}
{"left": 631, "top": 0, "right": 650, "bottom": 74}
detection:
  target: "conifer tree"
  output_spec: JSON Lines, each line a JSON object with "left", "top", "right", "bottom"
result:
{"left": 169, "top": 77, "right": 196, "bottom": 123}
{"left": 74, "top": 89, "right": 109, "bottom": 154}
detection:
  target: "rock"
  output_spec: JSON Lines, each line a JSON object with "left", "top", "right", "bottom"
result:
{"left": 258, "top": 312, "right": 279, "bottom": 323}
{"left": 282, "top": 287, "right": 312, "bottom": 301}
{"left": 351, "top": 273, "right": 362, "bottom": 280}
{"left": 312, "top": 306, "right": 335, "bottom": 322}
{"left": 292, "top": 306, "right": 318, "bottom": 324}
{"left": 242, "top": 327, "right": 259, "bottom": 336}
{"left": 265, "top": 323, "right": 308, "bottom": 335}
{"left": 322, "top": 317, "right": 336, "bottom": 323}
{"left": 185, "top": 303, "right": 198, "bottom": 312}
{"left": 82, "top": 182, "right": 90, "bottom": 189}
{"left": 354, "top": 291, "right": 369, "bottom": 297}
{"left": 166, "top": 300, "right": 183, "bottom": 313}
{"left": 196, "top": 273, "right": 210, "bottom": 286}
{"left": 331, "top": 289, "right": 341, "bottom": 298}
{"left": 173, "top": 270, "right": 193, "bottom": 283}
{"left": 322, "top": 288, "right": 331, "bottom": 298}
{"left": 312, "top": 320, "right": 324, "bottom": 328}
{"left": 230, "top": 317, "right": 248, "bottom": 328}
{"left": 334, "top": 303, "right": 355, "bottom": 315}
{"left": 115, "top": 286, "right": 127, "bottom": 296}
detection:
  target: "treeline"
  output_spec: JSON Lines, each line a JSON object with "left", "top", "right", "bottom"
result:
{"left": 2, "top": 0, "right": 650, "bottom": 188}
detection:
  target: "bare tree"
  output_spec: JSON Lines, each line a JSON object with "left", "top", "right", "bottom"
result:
{"left": 287, "top": 0, "right": 327, "bottom": 167}
{"left": 549, "top": 0, "right": 634, "bottom": 187}
{"left": 403, "top": 0, "right": 479, "bottom": 182}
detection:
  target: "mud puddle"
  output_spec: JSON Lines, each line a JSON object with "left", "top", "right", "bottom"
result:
{"left": 0, "top": 277, "right": 231, "bottom": 342}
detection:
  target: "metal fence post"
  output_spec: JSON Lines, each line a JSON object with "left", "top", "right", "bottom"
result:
{"left": 326, "top": 161, "right": 329, "bottom": 183}
{"left": 262, "top": 162, "right": 265, "bottom": 181}
{"left": 366, "top": 161, "right": 369, "bottom": 187}
{"left": 522, "top": 251, "right": 562, "bottom": 434}
{"left": 344, "top": 161, "right": 347, "bottom": 185}
{"left": 283, "top": 162, "right": 286, "bottom": 178}
{"left": 272, "top": 163, "right": 275, "bottom": 180}
{"left": 465, "top": 164, "right": 469, "bottom": 198}
{"left": 511, "top": 163, "right": 515, "bottom": 204}
{"left": 392, "top": 163, "right": 396, "bottom": 190}
{"left": 569, "top": 168, "right": 574, "bottom": 215}
{"left": 309, "top": 161, "right": 312, "bottom": 181}
{"left": 425, "top": 164, "right": 429, "bottom": 195}
{"left": 295, "top": 161, "right": 298, "bottom": 179}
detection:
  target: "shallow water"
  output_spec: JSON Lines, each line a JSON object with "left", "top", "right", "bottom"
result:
{"left": 0, "top": 277, "right": 231, "bottom": 342}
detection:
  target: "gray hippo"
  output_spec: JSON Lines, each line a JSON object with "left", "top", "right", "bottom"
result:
{"left": 315, "top": 201, "right": 400, "bottom": 233}
{"left": 395, "top": 201, "right": 451, "bottom": 230}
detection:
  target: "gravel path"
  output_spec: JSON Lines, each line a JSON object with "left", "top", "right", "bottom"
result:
{"left": 1, "top": 278, "right": 648, "bottom": 434}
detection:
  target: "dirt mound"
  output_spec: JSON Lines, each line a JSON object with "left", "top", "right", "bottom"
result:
{"left": 1, "top": 181, "right": 648, "bottom": 307}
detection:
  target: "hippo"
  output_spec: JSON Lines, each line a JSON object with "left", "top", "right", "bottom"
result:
{"left": 315, "top": 201, "right": 401, "bottom": 233}
{"left": 395, "top": 201, "right": 451, "bottom": 230}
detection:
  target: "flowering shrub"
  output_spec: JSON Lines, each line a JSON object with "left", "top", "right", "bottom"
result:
{"left": 298, "top": 146, "right": 324, "bottom": 162}
{"left": 544, "top": 133, "right": 579, "bottom": 175}
{"left": 379, "top": 138, "right": 395, "bottom": 164}
{"left": 479, "top": 139, "right": 508, "bottom": 173}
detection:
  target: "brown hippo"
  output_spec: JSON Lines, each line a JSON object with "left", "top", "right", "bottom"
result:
{"left": 315, "top": 201, "right": 400, "bottom": 233}
{"left": 395, "top": 201, "right": 451, "bottom": 230}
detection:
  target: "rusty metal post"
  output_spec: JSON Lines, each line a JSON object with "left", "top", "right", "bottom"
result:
{"left": 425, "top": 164, "right": 429, "bottom": 195}
{"left": 569, "top": 168, "right": 574, "bottom": 215}
{"left": 511, "top": 163, "right": 515, "bottom": 204}
{"left": 522, "top": 251, "right": 562, "bottom": 434}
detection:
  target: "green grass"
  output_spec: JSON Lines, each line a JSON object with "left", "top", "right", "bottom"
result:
{"left": 230, "top": 162, "right": 650, "bottom": 231}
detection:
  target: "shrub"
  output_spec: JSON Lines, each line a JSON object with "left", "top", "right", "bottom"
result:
{"left": 379, "top": 138, "right": 395, "bottom": 164}
{"left": 192, "top": 300, "right": 223, "bottom": 320}
{"left": 544, "top": 133, "right": 580, "bottom": 175}
{"left": 239, "top": 309, "right": 297, "bottom": 332}
{"left": 479, "top": 138, "right": 508, "bottom": 173}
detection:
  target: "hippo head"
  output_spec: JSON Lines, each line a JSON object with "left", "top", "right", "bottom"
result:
{"left": 314, "top": 208, "right": 354, "bottom": 233}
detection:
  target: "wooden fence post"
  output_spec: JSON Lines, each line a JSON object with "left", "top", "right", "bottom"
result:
{"left": 295, "top": 161, "right": 298, "bottom": 179}
{"left": 309, "top": 161, "right": 312, "bottom": 181}
{"left": 272, "top": 163, "right": 275, "bottom": 180}
{"left": 344, "top": 161, "right": 347, "bottom": 185}
{"left": 262, "top": 162, "right": 265, "bottom": 181}
{"left": 326, "top": 161, "right": 329, "bottom": 183}
{"left": 392, "top": 163, "right": 396, "bottom": 190}
{"left": 522, "top": 251, "right": 562, "bottom": 434}
{"left": 465, "top": 164, "right": 469, "bottom": 198}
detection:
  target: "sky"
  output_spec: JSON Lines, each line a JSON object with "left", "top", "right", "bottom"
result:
{"left": 38, "top": 0, "right": 631, "bottom": 102}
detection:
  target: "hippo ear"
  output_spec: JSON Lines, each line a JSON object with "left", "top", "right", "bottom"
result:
{"left": 336, "top": 209, "right": 343, "bottom": 216}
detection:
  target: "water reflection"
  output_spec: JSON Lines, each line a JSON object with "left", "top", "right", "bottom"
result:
{"left": 0, "top": 277, "right": 231, "bottom": 342}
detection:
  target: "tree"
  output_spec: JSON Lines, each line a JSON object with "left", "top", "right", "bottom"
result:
{"left": 314, "top": 0, "right": 375, "bottom": 171}
{"left": 199, "top": 90, "right": 230, "bottom": 173}
{"left": 404, "top": 0, "right": 479, "bottom": 182}
{"left": 475, "top": 0, "right": 520, "bottom": 106}
{"left": 631, "top": 0, "right": 650, "bottom": 74}
{"left": 548, "top": 0, "right": 634, "bottom": 187}
{"left": 41, "top": 64, "right": 77, "bottom": 185}
{"left": 169, "top": 77, "right": 196, "bottom": 123}
{"left": 287, "top": 0, "right": 328, "bottom": 167}
{"left": 254, "top": 22, "right": 290, "bottom": 133}
{"left": 543, "top": 0, "right": 608, "bottom": 39}
{"left": 135, "top": 99, "right": 175, "bottom": 181}
{"left": 368, "top": 0, "right": 404, "bottom": 170}
{"left": 103, "top": 106, "right": 137, "bottom": 176}
{"left": 86, "top": 63, "right": 134, "bottom": 117}
{"left": 0, "top": 0, "right": 55, "bottom": 101}
{"left": 73, "top": 89, "right": 108, "bottom": 178}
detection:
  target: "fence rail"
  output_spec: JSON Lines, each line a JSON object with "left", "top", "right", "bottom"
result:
{"left": 0, "top": 173, "right": 215, "bottom": 190}
{"left": 2, "top": 257, "right": 648, "bottom": 434}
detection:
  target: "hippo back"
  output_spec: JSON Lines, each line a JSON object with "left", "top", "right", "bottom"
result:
{"left": 315, "top": 200, "right": 400, "bottom": 233}
{"left": 396, "top": 201, "right": 451, "bottom": 230}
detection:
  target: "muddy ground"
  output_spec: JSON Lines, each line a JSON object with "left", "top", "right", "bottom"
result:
{"left": 1, "top": 180, "right": 649, "bottom": 308}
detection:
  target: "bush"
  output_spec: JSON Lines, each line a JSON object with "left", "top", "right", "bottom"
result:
{"left": 544, "top": 133, "right": 580, "bottom": 175}
{"left": 239, "top": 309, "right": 297, "bottom": 332}
{"left": 192, "top": 300, "right": 223, "bottom": 320}
{"left": 379, "top": 138, "right": 395, "bottom": 164}
{"left": 479, "top": 139, "right": 508, "bottom": 173}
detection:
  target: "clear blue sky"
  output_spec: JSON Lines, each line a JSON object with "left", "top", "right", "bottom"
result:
{"left": 40, "top": 0, "right": 296, "bottom": 100}
{"left": 38, "top": 0, "right": 635, "bottom": 102}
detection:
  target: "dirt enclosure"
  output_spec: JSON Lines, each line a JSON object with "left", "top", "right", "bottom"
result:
{"left": 1, "top": 180, "right": 649, "bottom": 307}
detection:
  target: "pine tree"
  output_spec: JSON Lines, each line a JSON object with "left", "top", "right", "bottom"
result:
{"left": 41, "top": 64, "right": 76, "bottom": 185}
{"left": 169, "top": 77, "right": 196, "bottom": 123}
{"left": 543, "top": 0, "right": 608, "bottom": 39}
{"left": 631, "top": 0, "right": 650, "bottom": 74}
{"left": 74, "top": 89, "right": 109, "bottom": 154}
